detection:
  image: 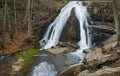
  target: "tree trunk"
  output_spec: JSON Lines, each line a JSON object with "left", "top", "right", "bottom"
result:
{"left": 10, "top": 0, "right": 17, "bottom": 39}
{"left": 2, "top": 0, "right": 7, "bottom": 48}
{"left": 26, "top": 0, "right": 32, "bottom": 38}
{"left": 112, "top": 0, "right": 120, "bottom": 46}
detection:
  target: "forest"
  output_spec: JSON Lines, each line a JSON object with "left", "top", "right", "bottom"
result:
{"left": 0, "top": 0, "right": 120, "bottom": 76}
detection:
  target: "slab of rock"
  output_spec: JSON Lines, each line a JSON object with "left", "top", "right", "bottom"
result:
{"left": 59, "top": 42, "right": 67, "bottom": 47}
{"left": 88, "top": 54, "right": 120, "bottom": 68}
{"left": 77, "top": 67, "right": 120, "bottom": 76}
{"left": 47, "top": 47, "right": 70, "bottom": 55}
{"left": 77, "top": 70, "right": 90, "bottom": 76}
{"left": 103, "top": 41, "right": 117, "bottom": 51}
{"left": 58, "top": 64, "right": 85, "bottom": 76}
{"left": 104, "top": 35, "right": 117, "bottom": 44}
{"left": 59, "top": 42, "right": 78, "bottom": 49}
{"left": 86, "top": 48, "right": 104, "bottom": 62}
{"left": 91, "top": 25, "right": 115, "bottom": 34}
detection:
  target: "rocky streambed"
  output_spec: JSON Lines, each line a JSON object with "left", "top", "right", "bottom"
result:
{"left": 0, "top": 24, "right": 117, "bottom": 76}
{"left": 0, "top": 40, "right": 120, "bottom": 76}
{"left": 0, "top": 43, "right": 80, "bottom": 76}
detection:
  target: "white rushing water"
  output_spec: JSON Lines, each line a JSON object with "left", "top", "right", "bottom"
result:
{"left": 39, "top": 1, "right": 91, "bottom": 49}
{"left": 39, "top": 1, "right": 91, "bottom": 61}
{"left": 31, "top": 62, "right": 57, "bottom": 76}
{"left": 33, "top": 1, "right": 91, "bottom": 76}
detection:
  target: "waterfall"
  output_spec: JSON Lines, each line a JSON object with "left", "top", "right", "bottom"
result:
{"left": 39, "top": 1, "right": 91, "bottom": 61}
{"left": 39, "top": 1, "right": 91, "bottom": 49}
{"left": 33, "top": 1, "right": 91, "bottom": 76}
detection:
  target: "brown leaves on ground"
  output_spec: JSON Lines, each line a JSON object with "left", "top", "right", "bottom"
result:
{"left": 0, "top": 30, "right": 28, "bottom": 55}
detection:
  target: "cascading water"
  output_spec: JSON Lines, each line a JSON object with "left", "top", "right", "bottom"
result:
{"left": 39, "top": 1, "right": 91, "bottom": 50}
{"left": 40, "top": 1, "right": 91, "bottom": 61}
{"left": 31, "top": 62, "right": 57, "bottom": 76}
{"left": 32, "top": 1, "right": 91, "bottom": 76}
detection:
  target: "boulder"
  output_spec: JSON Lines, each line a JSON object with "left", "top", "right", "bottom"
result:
{"left": 58, "top": 42, "right": 78, "bottom": 49}
{"left": 46, "top": 47, "right": 70, "bottom": 55}
{"left": 87, "top": 54, "right": 120, "bottom": 69}
{"left": 102, "top": 41, "right": 118, "bottom": 54}
{"left": 77, "top": 67, "right": 120, "bottom": 76}
{"left": 58, "top": 64, "right": 85, "bottom": 76}
{"left": 77, "top": 70, "right": 90, "bottom": 76}
{"left": 86, "top": 48, "right": 104, "bottom": 62}
{"left": 90, "top": 25, "right": 115, "bottom": 46}
{"left": 77, "top": 53, "right": 120, "bottom": 76}
{"left": 59, "top": 42, "right": 67, "bottom": 47}
{"left": 104, "top": 35, "right": 117, "bottom": 44}
{"left": 103, "top": 41, "right": 117, "bottom": 51}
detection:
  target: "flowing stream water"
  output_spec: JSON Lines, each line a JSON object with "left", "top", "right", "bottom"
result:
{"left": 32, "top": 1, "right": 91, "bottom": 76}
{"left": 31, "top": 62, "right": 57, "bottom": 76}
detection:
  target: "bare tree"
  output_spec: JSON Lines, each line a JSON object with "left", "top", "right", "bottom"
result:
{"left": 2, "top": 0, "right": 7, "bottom": 48}
{"left": 9, "top": 0, "right": 17, "bottom": 40}
{"left": 13, "top": 0, "right": 17, "bottom": 37}
{"left": 26, "top": 0, "right": 32, "bottom": 38}
{"left": 112, "top": 0, "right": 120, "bottom": 46}
{"left": 6, "top": 6, "right": 11, "bottom": 30}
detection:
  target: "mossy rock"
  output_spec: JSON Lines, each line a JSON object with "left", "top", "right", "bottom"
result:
{"left": 16, "top": 56, "right": 39, "bottom": 76}
{"left": 16, "top": 48, "right": 39, "bottom": 63}
{"left": 14, "top": 48, "right": 39, "bottom": 76}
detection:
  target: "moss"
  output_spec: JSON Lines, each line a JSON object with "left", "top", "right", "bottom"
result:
{"left": 18, "top": 56, "right": 39, "bottom": 76}
{"left": 14, "top": 48, "right": 39, "bottom": 75}
{"left": 61, "top": 50, "right": 69, "bottom": 54}
{"left": 13, "top": 48, "right": 21, "bottom": 53}
{"left": 17, "top": 48, "right": 39, "bottom": 63}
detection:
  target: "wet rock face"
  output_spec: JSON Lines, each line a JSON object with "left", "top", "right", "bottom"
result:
{"left": 60, "top": 8, "right": 80, "bottom": 43}
{"left": 90, "top": 24, "right": 115, "bottom": 47}
{"left": 85, "top": 2, "right": 115, "bottom": 47}
{"left": 59, "top": 2, "right": 115, "bottom": 47}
